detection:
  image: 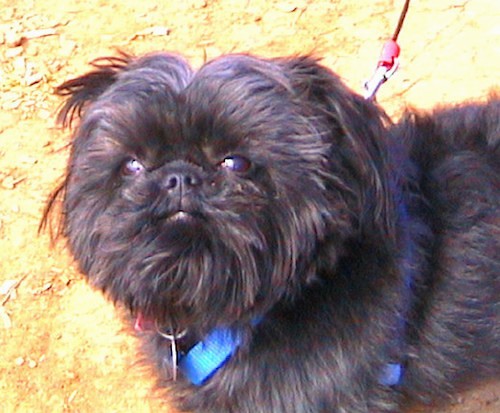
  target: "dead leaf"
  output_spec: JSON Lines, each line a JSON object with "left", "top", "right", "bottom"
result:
{"left": 5, "top": 46, "right": 23, "bottom": 58}
{"left": 191, "top": 0, "right": 207, "bottom": 9}
{"left": 0, "top": 307, "right": 12, "bottom": 328}
{"left": 131, "top": 26, "right": 170, "bottom": 40}
{"left": 0, "top": 279, "right": 19, "bottom": 295}
{"left": 25, "top": 72, "right": 43, "bottom": 86}
{"left": 33, "top": 282, "right": 52, "bottom": 295}
{"left": 22, "top": 28, "right": 57, "bottom": 40}
{"left": 67, "top": 390, "right": 78, "bottom": 404}
{"left": 1, "top": 175, "right": 26, "bottom": 190}
{"left": 275, "top": 2, "right": 298, "bottom": 12}
{"left": 1, "top": 274, "right": 28, "bottom": 305}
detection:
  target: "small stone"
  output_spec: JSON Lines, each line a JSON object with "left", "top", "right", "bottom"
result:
{"left": 25, "top": 72, "right": 44, "bottom": 86}
{"left": 275, "top": 2, "right": 298, "bottom": 12}
{"left": 67, "top": 390, "right": 78, "bottom": 404}
{"left": 66, "top": 371, "right": 77, "bottom": 380}
{"left": 191, "top": 0, "right": 207, "bottom": 9}
{"left": 5, "top": 46, "right": 23, "bottom": 58}
{"left": 2, "top": 99, "right": 22, "bottom": 110}
{"left": 59, "top": 39, "right": 77, "bottom": 57}
{"left": 2, "top": 176, "right": 16, "bottom": 189}
{"left": 131, "top": 26, "right": 170, "bottom": 40}
{"left": 12, "top": 56, "right": 26, "bottom": 73}
{"left": 19, "top": 155, "right": 38, "bottom": 165}
{"left": 0, "top": 307, "right": 12, "bottom": 329}
{"left": 0, "top": 279, "right": 18, "bottom": 295}
{"left": 5, "top": 30, "right": 22, "bottom": 47}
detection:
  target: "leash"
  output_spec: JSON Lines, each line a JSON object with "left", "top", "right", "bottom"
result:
{"left": 364, "top": 0, "right": 410, "bottom": 100}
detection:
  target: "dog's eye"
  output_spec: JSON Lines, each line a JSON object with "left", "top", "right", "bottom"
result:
{"left": 220, "top": 155, "right": 252, "bottom": 173}
{"left": 121, "top": 158, "right": 145, "bottom": 176}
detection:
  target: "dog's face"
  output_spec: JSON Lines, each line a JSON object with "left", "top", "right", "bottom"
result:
{"left": 53, "top": 53, "right": 394, "bottom": 335}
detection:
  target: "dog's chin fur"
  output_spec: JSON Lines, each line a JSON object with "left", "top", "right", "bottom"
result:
{"left": 45, "top": 52, "right": 499, "bottom": 413}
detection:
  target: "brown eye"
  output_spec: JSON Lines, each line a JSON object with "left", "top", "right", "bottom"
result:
{"left": 121, "top": 158, "right": 145, "bottom": 176}
{"left": 220, "top": 155, "right": 252, "bottom": 173}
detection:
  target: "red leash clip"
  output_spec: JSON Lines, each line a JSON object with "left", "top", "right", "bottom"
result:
{"left": 364, "top": 39, "right": 400, "bottom": 100}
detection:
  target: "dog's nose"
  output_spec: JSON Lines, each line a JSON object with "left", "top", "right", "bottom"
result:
{"left": 164, "top": 171, "right": 202, "bottom": 194}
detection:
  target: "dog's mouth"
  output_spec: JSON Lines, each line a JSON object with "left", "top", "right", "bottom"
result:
{"left": 167, "top": 210, "right": 191, "bottom": 222}
{"left": 162, "top": 210, "right": 206, "bottom": 225}
{"left": 133, "top": 312, "right": 156, "bottom": 332}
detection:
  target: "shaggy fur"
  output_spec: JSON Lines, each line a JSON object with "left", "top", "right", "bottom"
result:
{"left": 45, "top": 52, "right": 499, "bottom": 413}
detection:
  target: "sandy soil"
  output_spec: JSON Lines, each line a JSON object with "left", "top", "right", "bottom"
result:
{"left": 0, "top": 1, "right": 498, "bottom": 412}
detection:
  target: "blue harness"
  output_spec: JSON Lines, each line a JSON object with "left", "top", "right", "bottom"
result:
{"left": 178, "top": 324, "right": 404, "bottom": 387}
{"left": 179, "top": 325, "right": 244, "bottom": 386}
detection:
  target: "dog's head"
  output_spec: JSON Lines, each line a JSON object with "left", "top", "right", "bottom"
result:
{"left": 48, "top": 52, "right": 395, "bottom": 335}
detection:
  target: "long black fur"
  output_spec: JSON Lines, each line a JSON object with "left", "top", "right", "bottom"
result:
{"left": 46, "top": 52, "right": 499, "bottom": 412}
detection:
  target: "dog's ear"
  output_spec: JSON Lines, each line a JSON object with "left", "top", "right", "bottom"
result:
{"left": 55, "top": 53, "right": 133, "bottom": 128}
{"left": 55, "top": 52, "right": 193, "bottom": 128}
{"left": 279, "top": 56, "right": 397, "bottom": 240}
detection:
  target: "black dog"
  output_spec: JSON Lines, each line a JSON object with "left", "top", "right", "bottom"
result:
{"left": 45, "top": 52, "right": 499, "bottom": 412}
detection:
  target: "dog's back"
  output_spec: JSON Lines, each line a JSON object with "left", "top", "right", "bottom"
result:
{"left": 394, "top": 96, "right": 500, "bottom": 405}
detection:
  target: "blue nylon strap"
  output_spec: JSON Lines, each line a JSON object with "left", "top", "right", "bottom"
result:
{"left": 379, "top": 362, "right": 403, "bottom": 386}
{"left": 179, "top": 327, "right": 242, "bottom": 386}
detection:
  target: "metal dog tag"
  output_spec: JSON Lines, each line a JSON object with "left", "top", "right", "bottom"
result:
{"left": 156, "top": 325, "right": 187, "bottom": 381}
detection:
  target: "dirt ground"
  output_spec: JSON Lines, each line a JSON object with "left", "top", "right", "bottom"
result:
{"left": 0, "top": 1, "right": 498, "bottom": 412}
